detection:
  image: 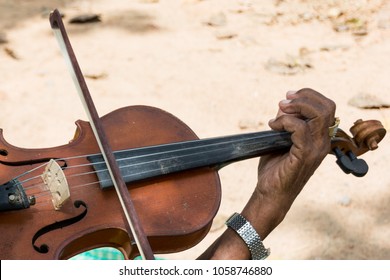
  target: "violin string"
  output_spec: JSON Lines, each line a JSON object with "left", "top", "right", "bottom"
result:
{"left": 60, "top": 132, "right": 277, "bottom": 175}
{"left": 19, "top": 168, "right": 97, "bottom": 190}
{"left": 29, "top": 198, "right": 53, "bottom": 208}
{"left": 23, "top": 135, "right": 288, "bottom": 210}
{"left": 53, "top": 145, "right": 251, "bottom": 194}
{"left": 62, "top": 139, "right": 256, "bottom": 189}
{"left": 12, "top": 161, "right": 51, "bottom": 181}
{"left": 32, "top": 191, "right": 55, "bottom": 199}
{"left": 19, "top": 133, "right": 277, "bottom": 193}
{"left": 19, "top": 174, "right": 45, "bottom": 186}
{"left": 15, "top": 133, "right": 285, "bottom": 196}
{"left": 39, "top": 132, "right": 277, "bottom": 174}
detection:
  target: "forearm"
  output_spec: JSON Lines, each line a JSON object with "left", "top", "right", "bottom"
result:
{"left": 197, "top": 191, "right": 289, "bottom": 260}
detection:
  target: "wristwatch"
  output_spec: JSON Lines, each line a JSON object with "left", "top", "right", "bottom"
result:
{"left": 226, "top": 212, "right": 270, "bottom": 260}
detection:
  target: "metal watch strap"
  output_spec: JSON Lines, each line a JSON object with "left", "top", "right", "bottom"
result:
{"left": 225, "top": 212, "right": 270, "bottom": 260}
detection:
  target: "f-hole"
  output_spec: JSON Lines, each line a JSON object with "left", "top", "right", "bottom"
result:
{"left": 32, "top": 200, "right": 88, "bottom": 254}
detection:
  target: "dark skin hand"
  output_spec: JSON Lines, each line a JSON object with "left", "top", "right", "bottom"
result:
{"left": 198, "top": 88, "right": 336, "bottom": 259}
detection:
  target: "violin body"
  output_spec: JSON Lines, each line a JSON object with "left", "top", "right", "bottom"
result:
{"left": 0, "top": 106, "right": 221, "bottom": 259}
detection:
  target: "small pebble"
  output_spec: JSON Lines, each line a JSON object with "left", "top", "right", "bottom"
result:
{"left": 0, "top": 32, "right": 7, "bottom": 44}
{"left": 205, "top": 12, "right": 227, "bottom": 27}
{"left": 69, "top": 14, "right": 101, "bottom": 24}
{"left": 338, "top": 196, "right": 351, "bottom": 207}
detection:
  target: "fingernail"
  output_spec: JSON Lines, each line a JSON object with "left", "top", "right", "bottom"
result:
{"left": 280, "top": 99, "right": 291, "bottom": 104}
{"left": 286, "top": 90, "right": 297, "bottom": 97}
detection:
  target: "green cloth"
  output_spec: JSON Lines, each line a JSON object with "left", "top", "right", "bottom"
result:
{"left": 70, "top": 247, "right": 126, "bottom": 260}
{"left": 69, "top": 247, "right": 162, "bottom": 260}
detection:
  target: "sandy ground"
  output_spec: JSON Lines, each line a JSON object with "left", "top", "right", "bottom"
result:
{"left": 0, "top": 0, "right": 389, "bottom": 260}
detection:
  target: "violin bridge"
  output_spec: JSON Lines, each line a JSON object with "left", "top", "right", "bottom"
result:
{"left": 41, "top": 159, "right": 70, "bottom": 210}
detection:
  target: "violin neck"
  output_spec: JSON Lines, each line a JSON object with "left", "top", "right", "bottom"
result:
{"left": 88, "top": 130, "right": 292, "bottom": 189}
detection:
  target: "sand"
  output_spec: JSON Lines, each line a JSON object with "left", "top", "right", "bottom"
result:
{"left": 0, "top": 0, "right": 389, "bottom": 259}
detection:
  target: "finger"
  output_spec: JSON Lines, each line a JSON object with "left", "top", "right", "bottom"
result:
{"left": 268, "top": 115, "right": 310, "bottom": 160}
{"left": 271, "top": 90, "right": 311, "bottom": 123}
{"left": 278, "top": 88, "right": 336, "bottom": 127}
{"left": 269, "top": 113, "right": 304, "bottom": 132}
{"left": 270, "top": 95, "right": 303, "bottom": 126}
{"left": 274, "top": 91, "right": 298, "bottom": 116}
{"left": 286, "top": 90, "right": 298, "bottom": 99}
{"left": 291, "top": 88, "right": 330, "bottom": 103}
{"left": 273, "top": 91, "right": 300, "bottom": 118}
{"left": 269, "top": 112, "right": 330, "bottom": 164}
{"left": 269, "top": 111, "right": 303, "bottom": 126}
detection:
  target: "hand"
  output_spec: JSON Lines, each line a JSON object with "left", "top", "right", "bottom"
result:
{"left": 242, "top": 88, "right": 336, "bottom": 240}
{"left": 198, "top": 88, "right": 336, "bottom": 259}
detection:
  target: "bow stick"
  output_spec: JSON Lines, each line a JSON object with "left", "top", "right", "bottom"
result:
{"left": 49, "top": 9, "right": 154, "bottom": 260}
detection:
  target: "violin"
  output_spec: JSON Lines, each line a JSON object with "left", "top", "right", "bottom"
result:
{"left": 0, "top": 10, "right": 386, "bottom": 260}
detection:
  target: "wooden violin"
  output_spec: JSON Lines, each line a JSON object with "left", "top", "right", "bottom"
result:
{"left": 0, "top": 10, "right": 386, "bottom": 260}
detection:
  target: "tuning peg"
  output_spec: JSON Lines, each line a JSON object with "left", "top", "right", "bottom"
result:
{"left": 347, "top": 151, "right": 369, "bottom": 177}
{"left": 333, "top": 147, "right": 369, "bottom": 177}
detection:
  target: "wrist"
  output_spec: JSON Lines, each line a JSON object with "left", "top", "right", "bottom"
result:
{"left": 241, "top": 190, "right": 290, "bottom": 240}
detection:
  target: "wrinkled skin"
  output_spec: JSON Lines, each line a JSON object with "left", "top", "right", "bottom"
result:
{"left": 199, "top": 88, "right": 336, "bottom": 259}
